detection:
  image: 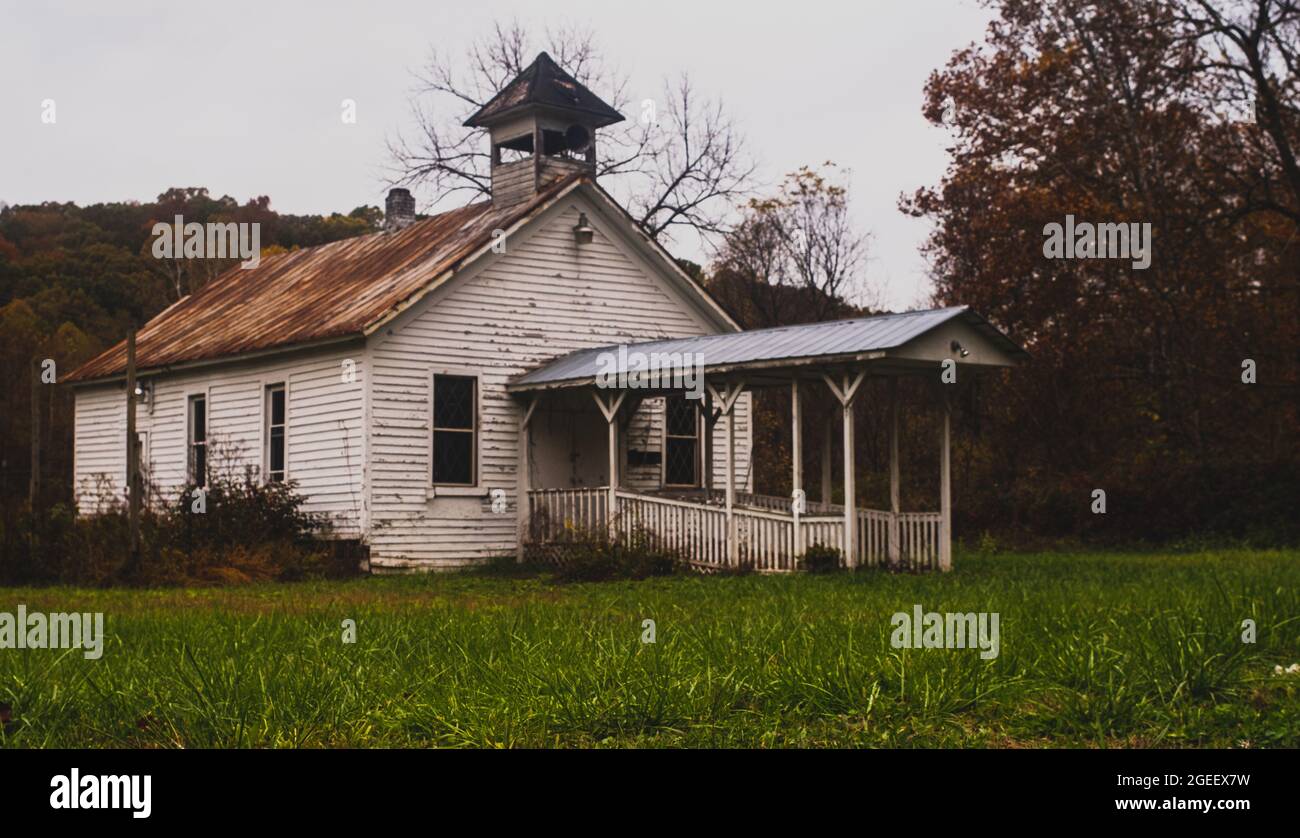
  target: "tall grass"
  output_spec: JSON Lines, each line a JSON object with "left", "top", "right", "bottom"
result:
{"left": 0, "top": 550, "right": 1296, "bottom": 747}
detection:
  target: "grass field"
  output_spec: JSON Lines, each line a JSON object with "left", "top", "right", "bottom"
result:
{"left": 1, "top": 549, "right": 1297, "bottom": 748}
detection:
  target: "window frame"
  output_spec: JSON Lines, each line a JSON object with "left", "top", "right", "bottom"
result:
{"left": 661, "top": 394, "right": 701, "bottom": 488}
{"left": 429, "top": 371, "right": 479, "bottom": 488}
{"left": 187, "top": 392, "right": 208, "bottom": 488}
{"left": 263, "top": 382, "right": 287, "bottom": 484}
{"left": 134, "top": 429, "right": 150, "bottom": 497}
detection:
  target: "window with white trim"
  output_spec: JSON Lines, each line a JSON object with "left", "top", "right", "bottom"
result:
{"left": 188, "top": 394, "right": 206, "bottom": 487}
{"left": 265, "top": 383, "right": 286, "bottom": 483}
{"left": 431, "top": 374, "right": 476, "bottom": 486}
{"left": 664, "top": 395, "right": 699, "bottom": 487}
{"left": 135, "top": 431, "right": 149, "bottom": 486}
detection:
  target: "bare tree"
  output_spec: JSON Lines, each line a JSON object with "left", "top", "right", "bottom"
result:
{"left": 1178, "top": 0, "right": 1300, "bottom": 222}
{"left": 713, "top": 164, "right": 876, "bottom": 326}
{"left": 386, "top": 19, "right": 754, "bottom": 244}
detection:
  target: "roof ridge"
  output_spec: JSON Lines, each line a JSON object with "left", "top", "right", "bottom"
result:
{"left": 564, "top": 306, "right": 970, "bottom": 356}
{"left": 526, "top": 52, "right": 547, "bottom": 99}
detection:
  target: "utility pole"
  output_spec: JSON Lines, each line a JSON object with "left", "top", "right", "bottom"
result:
{"left": 126, "top": 331, "right": 140, "bottom": 559}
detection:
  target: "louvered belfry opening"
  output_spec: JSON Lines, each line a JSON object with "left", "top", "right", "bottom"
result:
{"left": 463, "top": 52, "right": 625, "bottom": 206}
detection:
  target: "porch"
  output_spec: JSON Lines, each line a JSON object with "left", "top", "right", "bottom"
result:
{"left": 506, "top": 307, "right": 1027, "bottom": 573}
{"left": 527, "top": 486, "right": 942, "bottom": 572}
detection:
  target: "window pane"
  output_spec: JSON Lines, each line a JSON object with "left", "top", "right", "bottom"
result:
{"left": 433, "top": 376, "right": 474, "bottom": 429}
{"left": 433, "top": 431, "right": 473, "bottom": 484}
{"left": 193, "top": 442, "right": 206, "bottom": 487}
{"left": 271, "top": 388, "right": 285, "bottom": 426}
{"left": 666, "top": 396, "right": 697, "bottom": 437}
{"left": 269, "top": 427, "right": 285, "bottom": 477}
{"left": 665, "top": 438, "right": 697, "bottom": 486}
{"left": 192, "top": 397, "right": 206, "bottom": 442}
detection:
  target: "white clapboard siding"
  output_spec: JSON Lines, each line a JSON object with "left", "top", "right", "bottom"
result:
{"left": 367, "top": 196, "right": 749, "bottom": 569}
{"left": 72, "top": 383, "right": 125, "bottom": 513}
{"left": 73, "top": 344, "right": 367, "bottom": 536}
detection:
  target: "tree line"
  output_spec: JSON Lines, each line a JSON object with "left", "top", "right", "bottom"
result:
{"left": 3, "top": 1, "right": 1296, "bottom": 555}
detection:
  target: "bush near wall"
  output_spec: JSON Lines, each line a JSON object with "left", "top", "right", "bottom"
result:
{"left": 0, "top": 472, "right": 362, "bottom": 587}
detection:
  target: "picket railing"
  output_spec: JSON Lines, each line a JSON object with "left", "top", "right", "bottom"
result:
{"left": 896, "top": 511, "right": 942, "bottom": 570}
{"left": 735, "top": 490, "right": 840, "bottom": 517}
{"left": 527, "top": 487, "right": 608, "bottom": 543}
{"left": 615, "top": 490, "right": 729, "bottom": 568}
{"left": 526, "top": 487, "right": 942, "bottom": 573}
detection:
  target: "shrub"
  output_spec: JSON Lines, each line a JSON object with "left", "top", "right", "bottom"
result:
{"left": 800, "top": 543, "right": 843, "bottom": 574}
{"left": 545, "top": 527, "right": 685, "bottom": 583}
{"left": 0, "top": 469, "right": 362, "bottom": 587}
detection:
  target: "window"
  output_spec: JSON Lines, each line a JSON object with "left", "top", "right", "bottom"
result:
{"left": 188, "top": 394, "right": 206, "bottom": 487}
{"left": 265, "top": 384, "right": 286, "bottom": 483}
{"left": 432, "top": 374, "right": 476, "bottom": 485}
{"left": 134, "top": 431, "right": 149, "bottom": 486}
{"left": 664, "top": 395, "right": 699, "bottom": 487}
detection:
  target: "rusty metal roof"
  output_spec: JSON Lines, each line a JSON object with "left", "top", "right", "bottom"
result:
{"left": 508, "top": 306, "right": 1029, "bottom": 390}
{"left": 67, "top": 175, "right": 586, "bottom": 382}
{"left": 464, "top": 52, "right": 624, "bottom": 129}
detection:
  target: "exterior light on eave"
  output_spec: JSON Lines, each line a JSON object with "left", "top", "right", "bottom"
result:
{"left": 573, "top": 212, "right": 595, "bottom": 246}
{"left": 950, "top": 340, "right": 970, "bottom": 358}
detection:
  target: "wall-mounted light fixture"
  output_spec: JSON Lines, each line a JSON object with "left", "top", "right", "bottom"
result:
{"left": 950, "top": 340, "right": 970, "bottom": 358}
{"left": 573, "top": 212, "right": 594, "bottom": 246}
{"left": 133, "top": 379, "right": 153, "bottom": 407}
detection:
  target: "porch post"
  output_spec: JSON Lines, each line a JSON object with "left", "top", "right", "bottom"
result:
{"left": 608, "top": 408, "right": 618, "bottom": 536}
{"left": 940, "top": 390, "right": 952, "bottom": 571}
{"left": 725, "top": 404, "right": 736, "bottom": 565}
{"left": 822, "top": 371, "right": 865, "bottom": 569}
{"left": 591, "top": 389, "right": 626, "bottom": 540}
{"left": 791, "top": 377, "right": 803, "bottom": 559}
{"left": 842, "top": 386, "right": 856, "bottom": 569}
{"left": 515, "top": 394, "right": 538, "bottom": 563}
{"left": 889, "top": 377, "right": 901, "bottom": 567}
{"left": 707, "top": 380, "right": 745, "bottom": 567}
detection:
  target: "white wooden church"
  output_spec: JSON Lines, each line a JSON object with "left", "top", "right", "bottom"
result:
{"left": 68, "top": 53, "right": 1026, "bottom": 573}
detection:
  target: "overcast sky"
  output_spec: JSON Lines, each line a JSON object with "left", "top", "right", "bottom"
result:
{"left": 1, "top": 0, "right": 993, "bottom": 310}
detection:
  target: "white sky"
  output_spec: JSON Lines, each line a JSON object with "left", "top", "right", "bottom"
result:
{"left": 1, "top": 0, "right": 993, "bottom": 310}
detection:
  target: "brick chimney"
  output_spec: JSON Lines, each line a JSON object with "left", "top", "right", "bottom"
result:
{"left": 384, "top": 188, "right": 416, "bottom": 232}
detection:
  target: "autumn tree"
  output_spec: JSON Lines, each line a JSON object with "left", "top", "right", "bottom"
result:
{"left": 904, "top": 0, "right": 1299, "bottom": 541}
{"left": 710, "top": 164, "right": 875, "bottom": 328}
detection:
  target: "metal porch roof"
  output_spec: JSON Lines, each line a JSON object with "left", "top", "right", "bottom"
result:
{"left": 508, "top": 306, "right": 1027, "bottom": 391}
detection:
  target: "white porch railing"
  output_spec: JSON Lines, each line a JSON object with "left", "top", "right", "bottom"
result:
{"left": 735, "top": 490, "right": 841, "bottom": 517}
{"left": 526, "top": 487, "right": 943, "bottom": 572}
{"left": 527, "top": 487, "right": 608, "bottom": 543}
{"left": 616, "top": 490, "right": 729, "bottom": 568}
{"left": 895, "top": 511, "right": 942, "bottom": 570}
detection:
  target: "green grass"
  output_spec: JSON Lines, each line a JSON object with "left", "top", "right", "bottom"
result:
{"left": 1, "top": 549, "right": 1298, "bottom": 747}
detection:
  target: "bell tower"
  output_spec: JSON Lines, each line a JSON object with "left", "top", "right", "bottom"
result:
{"left": 465, "top": 52, "right": 624, "bottom": 207}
